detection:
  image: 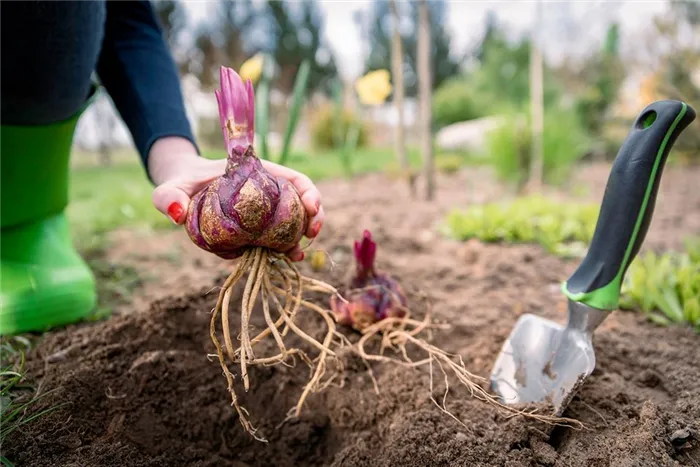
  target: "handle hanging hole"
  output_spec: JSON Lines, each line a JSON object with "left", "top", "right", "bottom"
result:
{"left": 636, "top": 110, "right": 657, "bottom": 129}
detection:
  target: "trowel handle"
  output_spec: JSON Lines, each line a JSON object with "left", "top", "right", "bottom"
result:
{"left": 563, "top": 100, "right": 696, "bottom": 311}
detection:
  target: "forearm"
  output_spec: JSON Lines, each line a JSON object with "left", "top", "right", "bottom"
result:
{"left": 148, "top": 136, "right": 200, "bottom": 186}
{"left": 96, "top": 0, "right": 199, "bottom": 181}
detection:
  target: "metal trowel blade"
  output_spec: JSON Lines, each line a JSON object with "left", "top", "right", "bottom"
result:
{"left": 489, "top": 311, "right": 596, "bottom": 416}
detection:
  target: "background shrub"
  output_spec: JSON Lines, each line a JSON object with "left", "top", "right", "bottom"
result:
{"left": 309, "top": 104, "right": 369, "bottom": 150}
{"left": 432, "top": 77, "right": 489, "bottom": 129}
{"left": 485, "top": 106, "right": 592, "bottom": 187}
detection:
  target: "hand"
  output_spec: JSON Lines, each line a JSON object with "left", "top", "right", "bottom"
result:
{"left": 148, "top": 137, "right": 324, "bottom": 262}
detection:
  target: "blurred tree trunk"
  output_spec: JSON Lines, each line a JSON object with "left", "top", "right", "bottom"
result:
{"left": 94, "top": 92, "right": 116, "bottom": 167}
{"left": 528, "top": 0, "right": 544, "bottom": 192}
{"left": 417, "top": 0, "right": 434, "bottom": 200}
{"left": 389, "top": 0, "right": 415, "bottom": 198}
{"left": 98, "top": 144, "right": 112, "bottom": 167}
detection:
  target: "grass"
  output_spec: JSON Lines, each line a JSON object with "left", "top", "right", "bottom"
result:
{"left": 81, "top": 241, "right": 147, "bottom": 322}
{"left": 0, "top": 337, "right": 66, "bottom": 466}
{"left": 68, "top": 162, "right": 173, "bottom": 247}
{"left": 441, "top": 195, "right": 600, "bottom": 258}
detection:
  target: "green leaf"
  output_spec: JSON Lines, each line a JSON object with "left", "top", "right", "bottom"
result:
{"left": 255, "top": 54, "right": 273, "bottom": 161}
{"left": 0, "top": 396, "right": 12, "bottom": 419}
{"left": 646, "top": 312, "right": 672, "bottom": 327}
{"left": 331, "top": 78, "right": 345, "bottom": 149}
{"left": 278, "top": 60, "right": 311, "bottom": 166}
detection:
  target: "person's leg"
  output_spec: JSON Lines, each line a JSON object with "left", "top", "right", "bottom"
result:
{"left": 0, "top": 1, "right": 107, "bottom": 336}
{"left": 0, "top": 1, "right": 105, "bottom": 125}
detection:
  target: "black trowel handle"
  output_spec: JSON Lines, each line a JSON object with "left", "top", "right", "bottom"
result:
{"left": 563, "top": 100, "right": 696, "bottom": 311}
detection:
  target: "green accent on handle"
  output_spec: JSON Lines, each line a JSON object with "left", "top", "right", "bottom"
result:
{"left": 562, "top": 102, "right": 688, "bottom": 310}
{"left": 642, "top": 110, "right": 657, "bottom": 129}
{"left": 278, "top": 59, "right": 311, "bottom": 166}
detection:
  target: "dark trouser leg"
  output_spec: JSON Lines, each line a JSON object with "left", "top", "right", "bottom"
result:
{"left": 0, "top": 1, "right": 106, "bottom": 335}
{"left": 0, "top": 1, "right": 106, "bottom": 125}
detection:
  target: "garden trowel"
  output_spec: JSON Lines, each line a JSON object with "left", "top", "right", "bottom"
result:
{"left": 489, "top": 99, "right": 696, "bottom": 416}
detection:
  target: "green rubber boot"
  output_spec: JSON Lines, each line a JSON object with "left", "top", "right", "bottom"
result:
{"left": 1, "top": 85, "right": 99, "bottom": 336}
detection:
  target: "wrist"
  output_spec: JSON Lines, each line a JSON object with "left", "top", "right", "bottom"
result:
{"left": 148, "top": 136, "right": 200, "bottom": 186}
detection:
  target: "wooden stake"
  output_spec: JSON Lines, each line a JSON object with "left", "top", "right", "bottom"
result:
{"left": 529, "top": 0, "right": 544, "bottom": 192}
{"left": 417, "top": 0, "right": 435, "bottom": 201}
{"left": 389, "top": 0, "right": 415, "bottom": 198}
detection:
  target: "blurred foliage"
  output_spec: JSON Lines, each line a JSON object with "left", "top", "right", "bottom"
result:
{"left": 187, "top": 0, "right": 257, "bottom": 88}
{"left": 432, "top": 76, "right": 490, "bottom": 128}
{"left": 195, "top": 116, "right": 230, "bottom": 151}
{"left": 383, "top": 150, "right": 469, "bottom": 179}
{"left": 442, "top": 195, "right": 599, "bottom": 258}
{"left": 467, "top": 13, "right": 563, "bottom": 113}
{"left": 356, "top": 0, "right": 460, "bottom": 98}
{"left": 265, "top": 0, "right": 338, "bottom": 95}
{"left": 572, "top": 23, "right": 625, "bottom": 143}
{"left": 636, "top": 1, "right": 700, "bottom": 161}
{"left": 183, "top": 0, "right": 338, "bottom": 96}
{"left": 434, "top": 152, "right": 465, "bottom": 174}
{"left": 431, "top": 12, "right": 562, "bottom": 129}
{"left": 152, "top": 1, "right": 188, "bottom": 61}
{"left": 484, "top": 107, "right": 591, "bottom": 189}
{"left": 309, "top": 104, "right": 369, "bottom": 150}
{"left": 620, "top": 237, "right": 700, "bottom": 332}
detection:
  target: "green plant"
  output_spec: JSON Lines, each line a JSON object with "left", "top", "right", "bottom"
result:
{"left": 435, "top": 152, "right": 465, "bottom": 174}
{"left": 331, "top": 78, "right": 356, "bottom": 176}
{"left": 278, "top": 60, "right": 311, "bottom": 165}
{"left": 485, "top": 106, "right": 591, "bottom": 187}
{"left": 255, "top": 54, "right": 312, "bottom": 165}
{"left": 310, "top": 104, "right": 368, "bottom": 151}
{"left": 620, "top": 237, "right": 700, "bottom": 331}
{"left": 441, "top": 195, "right": 599, "bottom": 258}
{"left": 432, "top": 77, "right": 488, "bottom": 128}
{"left": 1, "top": 337, "right": 66, "bottom": 466}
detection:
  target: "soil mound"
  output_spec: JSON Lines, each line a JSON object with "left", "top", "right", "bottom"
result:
{"left": 7, "top": 244, "right": 699, "bottom": 466}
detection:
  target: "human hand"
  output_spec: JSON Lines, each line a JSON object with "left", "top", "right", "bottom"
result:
{"left": 148, "top": 137, "right": 324, "bottom": 262}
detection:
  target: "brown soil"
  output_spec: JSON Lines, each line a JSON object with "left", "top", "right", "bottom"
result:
{"left": 6, "top": 163, "right": 700, "bottom": 467}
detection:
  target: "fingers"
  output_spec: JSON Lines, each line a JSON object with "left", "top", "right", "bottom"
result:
{"left": 298, "top": 178, "right": 321, "bottom": 218}
{"left": 286, "top": 244, "right": 304, "bottom": 262}
{"left": 262, "top": 160, "right": 321, "bottom": 218}
{"left": 151, "top": 158, "right": 226, "bottom": 225}
{"left": 306, "top": 204, "right": 325, "bottom": 239}
{"left": 152, "top": 181, "right": 191, "bottom": 225}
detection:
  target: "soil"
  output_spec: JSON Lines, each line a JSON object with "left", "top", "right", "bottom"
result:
{"left": 6, "top": 162, "right": 700, "bottom": 467}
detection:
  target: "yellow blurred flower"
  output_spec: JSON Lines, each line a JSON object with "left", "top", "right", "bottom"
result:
{"left": 239, "top": 54, "right": 264, "bottom": 84}
{"left": 310, "top": 250, "right": 327, "bottom": 272}
{"left": 355, "top": 69, "right": 392, "bottom": 106}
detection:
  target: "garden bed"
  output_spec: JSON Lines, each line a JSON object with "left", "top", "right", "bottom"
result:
{"left": 6, "top": 164, "right": 700, "bottom": 466}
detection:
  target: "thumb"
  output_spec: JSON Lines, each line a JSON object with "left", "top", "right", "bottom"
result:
{"left": 152, "top": 181, "right": 192, "bottom": 225}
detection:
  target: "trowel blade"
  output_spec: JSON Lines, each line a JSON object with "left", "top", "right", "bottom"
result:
{"left": 489, "top": 314, "right": 596, "bottom": 416}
